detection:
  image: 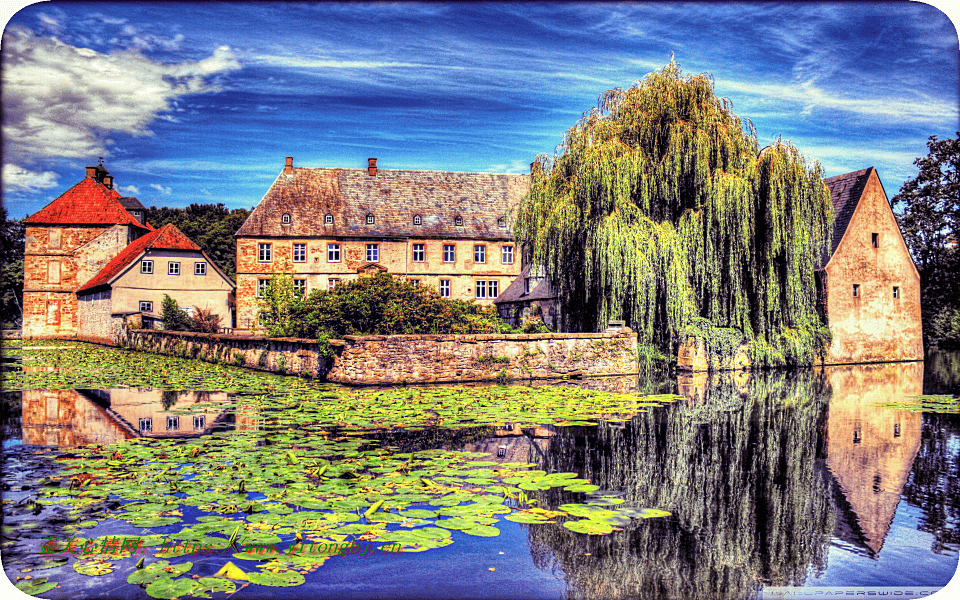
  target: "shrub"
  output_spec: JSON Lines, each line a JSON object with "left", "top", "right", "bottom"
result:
{"left": 191, "top": 307, "right": 222, "bottom": 333}
{"left": 161, "top": 295, "right": 193, "bottom": 331}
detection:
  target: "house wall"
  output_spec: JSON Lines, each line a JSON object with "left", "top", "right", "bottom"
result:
{"left": 824, "top": 172, "right": 923, "bottom": 364}
{"left": 235, "top": 237, "right": 520, "bottom": 328}
{"left": 77, "top": 289, "right": 115, "bottom": 344}
{"left": 22, "top": 224, "right": 131, "bottom": 338}
{"left": 112, "top": 248, "right": 233, "bottom": 325}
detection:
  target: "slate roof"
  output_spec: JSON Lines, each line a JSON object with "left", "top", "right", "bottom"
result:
{"left": 24, "top": 177, "right": 152, "bottom": 230}
{"left": 119, "top": 196, "right": 145, "bottom": 211}
{"left": 77, "top": 224, "right": 203, "bottom": 293}
{"left": 236, "top": 166, "right": 530, "bottom": 240}
{"left": 823, "top": 167, "right": 874, "bottom": 264}
{"left": 494, "top": 264, "right": 557, "bottom": 304}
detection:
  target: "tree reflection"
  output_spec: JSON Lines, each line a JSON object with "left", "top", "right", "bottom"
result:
{"left": 526, "top": 369, "right": 834, "bottom": 600}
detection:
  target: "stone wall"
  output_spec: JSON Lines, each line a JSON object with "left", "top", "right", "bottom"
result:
{"left": 76, "top": 290, "right": 115, "bottom": 344}
{"left": 125, "top": 329, "right": 639, "bottom": 384}
{"left": 676, "top": 337, "right": 751, "bottom": 372}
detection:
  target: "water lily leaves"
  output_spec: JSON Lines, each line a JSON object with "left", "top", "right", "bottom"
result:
{"left": 563, "top": 484, "right": 601, "bottom": 493}
{"left": 127, "top": 560, "right": 192, "bottom": 585}
{"left": 461, "top": 525, "right": 500, "bottom": 537}
{"left": 399, "top": 508, "right": 438, "bottom": 519}
{"left": 15, "top": 577, "right": 58, "bottom": 595}
{"left": 246, "top": 568, "right": 306, "bottom": 587}
{"left": 563, "top": 519, "right": 614, "bottom": 535}
{"left": 145, "top": 576, "right": 202, "bottom": 599}
{"left": 504, "top": 512, "right": 553, "bottom": 524}
{"left": 73, "top": 559, "right": 114, "bottom": 576}
{"left": 436, "top": 517, "right": 481, "bottom": 530}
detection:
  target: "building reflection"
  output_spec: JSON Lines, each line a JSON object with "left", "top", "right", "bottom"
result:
{"left": 20, "top": 388, "right": 233, "bottom": 447}
{"left": 461, "top": 425, "right": 554, "bottom": 463}
{"left": 822, "top": 361, "right": 924, "bottom": 556}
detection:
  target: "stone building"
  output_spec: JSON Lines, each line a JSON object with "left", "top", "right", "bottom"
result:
{"left": 820, "top": 167, "right": 923, "bottom": 364}
{"left": 493, "top": 264, "right": 561, "bottom": 330}
{"left": 234, "top": 157, "right": 528, "bottom": 328}
{"left": 75, "top": 223, "right": 235, "bottom": 342}
{"left": 21, "top": 164, "right": 153, "bottom": 338}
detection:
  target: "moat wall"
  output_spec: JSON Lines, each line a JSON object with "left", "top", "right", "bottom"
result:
{"left": 125, "top": 329, "right": 640, "bottom": 384}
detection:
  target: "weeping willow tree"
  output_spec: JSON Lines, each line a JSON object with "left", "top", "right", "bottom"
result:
{"left": 515, "top": 61, "right": 834, "bottom": 367}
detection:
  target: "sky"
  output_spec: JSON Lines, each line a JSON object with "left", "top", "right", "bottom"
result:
{"left": 1, "top": 1, "right": 958, "bottom": 220}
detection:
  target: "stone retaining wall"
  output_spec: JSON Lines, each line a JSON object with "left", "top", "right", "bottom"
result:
{"left": 125, "top": 329, "right": 639, "bottom": 384}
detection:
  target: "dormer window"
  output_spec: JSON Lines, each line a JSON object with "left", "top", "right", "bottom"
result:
{"left": 281, "top": 213, "right": 291, "bottom": 224}
{"left": 497, "top": 217, "right": 506, "bottom": 227}
{"left": 325, "top": 214, "right": 333, "bottom": 225}
{"left": 366, "top": 214, "right": 375, "bottom": 225}
{"left": 455, "top": 216, "right": 463, "bottom": 227}
{"left": 413, "top": 215, "right": 422, "bottom": 225}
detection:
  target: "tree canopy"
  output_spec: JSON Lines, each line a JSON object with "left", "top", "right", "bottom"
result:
{"left": 892, "top": 133, "right": 960, "bottom": 348}
{"left": 515, "top": 62, "right": 834, "bottom": 367}
{"left": 144, "top": 203, "right": 249, "bottom": 281}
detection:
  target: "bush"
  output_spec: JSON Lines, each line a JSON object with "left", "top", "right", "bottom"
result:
{"left": 929, "top": 307, "right": 960, "bottom": 350}
{"left": 287, "top": 273, "right": 512, "bottom": 338}
{"left": 191, "top": 306, "right": 222, "bottom": 333}
{"left": 161, "top": 295, "right": 193, "bottom": 332}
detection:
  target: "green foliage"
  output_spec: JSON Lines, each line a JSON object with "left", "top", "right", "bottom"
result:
{"left": 521, "top": 316, "right": 551, "bottom": 334}
{"left": 892, "top": 132, "right": 960, "bottom": 349}
{"left": 476, "top": 354, "right": 510, "bottom": 367}
{"left": 144, "top": 203, "right": 248, "bottom": 281}
{"left": 191, "top": 306, "right": 222, "bottom": 333}
{"left": 287, "top": 273, "right": 512, "bottom": 338}
{"left": 161, "top": 295, "right": 193, "bottom": 332}
{"left": 258, "top": 265, "right": 305, "bottom": 338}
{"left": 0, "top": 207, "right": 24, "bottom": 328}
{"left": 515, "top": 61, "right": 833, "bottom": 367}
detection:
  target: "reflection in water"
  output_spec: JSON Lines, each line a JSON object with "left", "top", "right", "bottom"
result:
{"left": 19, "top": 389, "right": 232, "bottom": 447}
{"left": 526, "top": 369, "right": 834, "bottom": 600}
{"left": 903, "top": 411, "right": 960, "bottom": 555}
{"left": 823, "top": 362, "right": 924, "bottom": 556}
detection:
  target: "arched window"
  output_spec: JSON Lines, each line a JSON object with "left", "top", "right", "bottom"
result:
{"left": 497, "top": 217, "right": 505, "bottom": 227}
{"left": 281, "top": 213, "right": 291, "bottom": 224}
{"left": 324, "top": 214, "right": 333, "bottom": 225}
{"left": 455, "top": 215, "right": 463, "bottom": 227}
{"left": 413, "top": 215, "right": 422, "bottom": 225}
{"left": 366, "top": 213, "right": 375, "bottom": 225}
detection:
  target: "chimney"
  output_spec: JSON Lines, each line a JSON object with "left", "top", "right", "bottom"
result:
{"left": 86, "top": 166, "right": 98, "bottom": 178}
{"left": 103, "top": 175, "right": 113, "bottom": 189}
{"left": 284, "top": 156, "right": 294, "bottom": 175}
{"left": 367, "top": 158, "right": 378, "bottom": 176}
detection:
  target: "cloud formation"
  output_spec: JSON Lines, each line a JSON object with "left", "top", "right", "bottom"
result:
{"left": 150, "top": 184, "right": 172, "bottom": 195}
{"left": 1, "top": 25, "right": 241, "bottom": 165}
{"left": 2, "top": 164, "right": 59, "bottom": 192}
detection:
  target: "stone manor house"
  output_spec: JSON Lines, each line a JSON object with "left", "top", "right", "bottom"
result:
{"left": 21, "top": 157, "right": 922, "bottom": 367}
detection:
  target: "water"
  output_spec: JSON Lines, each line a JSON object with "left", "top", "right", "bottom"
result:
{"left": 1, "top": 344, "right": 958, "bottom": 599}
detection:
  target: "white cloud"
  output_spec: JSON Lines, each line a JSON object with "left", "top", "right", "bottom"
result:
{"left": 150, "top": 184, "right": 172, "bottom": 195}
{"left": 2, "top": 164, "right": 59, "bottom": 192}
{"left": 1, "top": 26, "right": 241, "bottom": 164}
{"left": 120, "top": 185, "right": 140, "bottom": 195}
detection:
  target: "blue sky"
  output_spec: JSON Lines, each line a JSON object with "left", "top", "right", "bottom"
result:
{"left": 2, "top": 1, "right": 958, "bottom": 219}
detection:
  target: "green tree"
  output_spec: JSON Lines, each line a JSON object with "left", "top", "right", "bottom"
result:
{"left": 0, "top": 207, "right": 25, "bottom": 328}
{"left": 144, "top": 203, "right": 248, "bottom": 281}
{"left": 160, "top": 295, "right": 193, "bottom": 332}
{"left": 257, "top": 266, "right": 305, "bottom": 338}
{"left": 515, "top": 61, "right": 833, "bottom": 367}
{"left": 891, "top": 133, "right": 960, "bottom": 349}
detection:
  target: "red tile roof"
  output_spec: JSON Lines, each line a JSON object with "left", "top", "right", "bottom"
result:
{"left": 76, "top": 224, "right": 201, "bottom": 293}
{"left": 24, "top": 177, "right": 152, "bottom": 230}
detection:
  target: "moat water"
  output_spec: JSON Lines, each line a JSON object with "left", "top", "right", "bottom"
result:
{"left": 1, "top": 344, "right": 958, "bottom": 599}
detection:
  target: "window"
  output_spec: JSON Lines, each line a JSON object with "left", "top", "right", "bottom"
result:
{"left": 328, "top": 278, "right": 340, "bottom": 291}
{"left": 872, "top": 233, "right": 879, "bottom": 248}
{"left": 439, "top": 279, "right": 451, "bottom": 298}
{"left": 502, "top": 246, "right": 514, "bottom": 264}
{"left": 476, "top": 280, "right": 487, "bottom": 299}
{"left": 853, "top": 284, "right": 860, "bottom": 298}
{"left": 139, "top": 301, "right": 153, "bottom": 313}
{"left": 894, "top": 423, "right": 901, "bottom": 438}
{"left": 489, "top": 280, "right": 499, "bottom": 298}
{"left": 166, "top": 416, "right": 179, "bottom": 431}
{"left": 258, "top": 311, "right": 272, "bottom": 326}
{"left": 258, "top": 278, "right": 269, "bottom": 298}
{"left": 474, "top": 245, "right": 486, "bottom": 263}
{"left": 414, "top": 215, "right": 422, "bottom": 225}
{"left": 49, "top": 228, "right": 61, "bottom": 249}
{"left": 141, "top": 260, "right": 153, "bottom": 274}
{"left": 409, "top": 279, "right": 421, "bottom": 287}
{"left": 524, "top": 278, "right": 531, "bottom": 295}
{"left": 293, "top": 279, "right": 307, "bottom": 297}
{"left": 325, "top": 213, "right": 334, "bottom": 225}
{"left": 258, "top": 243, "right": 272, "bottom": 263}
{"left": 47, "top": 260, "right": 60, "bottom": 284}
{"left": 282, "top": 213, "right": 291, "bottom": 224}
{"left": 293, "top": 243, "right": 306, "bottom": 263}
{"left": 168, "top": 261, "right": 181, "bottom": 276}
{"left": 194, "top": 416, "right": 206, "bottom": 430}
{"left": 46, "top": 300, "right": 60, "bottom": 325}
{"left": 443, "top": 244, "right": 455, "bottom": 262}
{"left": 194, "top": 262, "right": 206, "bottom": 276}
{"left": 366, "top": 243, "right": 379, "bottom": 263}
{"left": 139, "top": 418, "right": 152, "bottom": 433}
{"left": 893, "top": 286, "right": 900, "bottom": 299}
{"left": 412, "top": 243, "right": 425, "bottom": 262}
{"left": 498, "top": 217, "right": 506, "bottom": 228}
{"left": 366, "top": 214, "right": 375, "bottom": 225}
{"left": 455, "top": 216, "right": 463, "bottom": 226}
{"left": 327, "top": 243, "right": 341, "bottom": 262}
